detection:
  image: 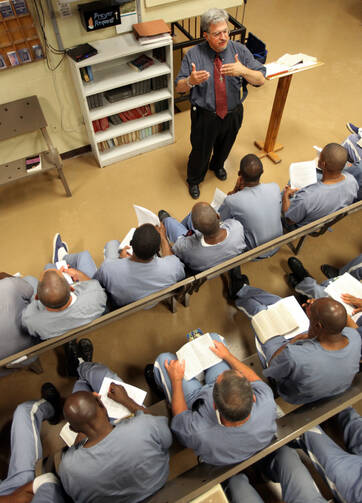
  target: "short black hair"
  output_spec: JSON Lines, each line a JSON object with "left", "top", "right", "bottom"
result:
{"left": 213, "top": 370, "right": 253, "bottom": 422}
{"left": 37, "top": 270, "right": 70, "bottom": 309}
{"left": 131, "top": 224, "right": 161, "bottom": 260}
{"left": 321, "top": 143, "right": 348, "bottom": 173}
{"left": 238, "top": 154, "right": 263, "bottom": 182}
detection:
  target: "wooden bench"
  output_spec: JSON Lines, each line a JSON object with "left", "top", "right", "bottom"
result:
{"left": 1, "top": 200, "right": 361, "bottom": 371}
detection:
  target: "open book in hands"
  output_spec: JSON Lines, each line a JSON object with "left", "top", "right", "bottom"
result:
{"left": 289, "top": 159, "right": 318, "bottom": 189}
{"left": 325, "top": 273, "right": 362, "bottom": 316}
{"left": 176, "top": 333, "right": 222, "bottom": 381}
{"left": 252, "top": 296, "right": 310, "bottom": 344}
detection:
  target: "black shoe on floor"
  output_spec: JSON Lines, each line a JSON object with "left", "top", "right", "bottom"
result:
{"left": 78, "top": 338, "right": 93, "bottom": 362}
{"left": 188, "top": 184, "right": 200, "bottom": 199}
{"left": 287, "top": 257, "right": 311, "bottom": 282}
{"left": 144, "top": 364, "right": 165, "bottom": 399}
{"left": 64, "top": 340, "right": 79, "bottom": 377}
{"left": 41, "top": 382, "right": 62, "bottom": 425}
{"left": 287, "top": 273, "right": 300, "bottom": 289}
{"left": 158, "top": 210, "right": 171, "bottom": 222}
{"left": 321, "top": 264, "right": 339, "bottom": 279}
{"left": 214, "top": 167, "right": 227, "bottom": 181}
{"left": 228, "top": 267, "right": 249, "bottom": 299}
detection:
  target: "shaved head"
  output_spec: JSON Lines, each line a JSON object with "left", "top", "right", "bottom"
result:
{"left": 191, "top": 202, "right": 219, "bottom": 236}
{"left": 310, "top": 297, "right": 347, "bottom": 335}
{"left": 320, "top": 143, "right": 348, "bottom": 174}
{"left": 63, "top": 391, "right": 104, "bottom": 433}
{"left": 238, "top": 154, "right": 263, "bottom": 182}
{"left": 37, "top": 270, "right": 70, "bottom": 309}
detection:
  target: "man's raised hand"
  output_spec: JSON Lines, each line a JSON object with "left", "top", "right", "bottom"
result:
{"left": 189, "top": 62, "right": 210, "bottom": 85}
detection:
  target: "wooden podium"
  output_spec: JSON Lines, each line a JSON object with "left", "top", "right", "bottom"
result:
{"left": 255, "top": 62, "right": 324, "bottom": 164}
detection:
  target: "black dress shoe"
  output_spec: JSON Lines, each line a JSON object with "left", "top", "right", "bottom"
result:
{"left": 321, "top": 264, "right": 339, "bottom": 279}
{"left": 64, "top": 340, "right": 79, "bottom": 377}
{"left": 214, "top": 167, "right": 227, "bottom": 181}
{"left": 144, "top": 364, "right": 165, "bottom": 399}
{"left": 228, "top": 267, "right": 249, "bottom": 299}
{"left": 188, "top": 184, "right": 200, "bottom": 199}
{"left": 287, "top": 273, "right": 300, "bottom": 289}
{"left": 158, "top": 210, "right": 171, "bottom": 222}
{"left": 287, "top": 257, "right": 311, "bottom": 282}
{"left": 41, "top": 382, "right": 62, "bottom": 425}
{"left": 78, "top": 338, "right": 93, "bottom": 362}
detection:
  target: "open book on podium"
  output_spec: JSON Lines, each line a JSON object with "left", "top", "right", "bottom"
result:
{"left": 251, "top": 296, "right": 310, "bottom": 344}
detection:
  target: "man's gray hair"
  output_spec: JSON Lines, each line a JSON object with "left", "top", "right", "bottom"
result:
{"left": 201, "top": 8, "right": 229, "bottom": 33}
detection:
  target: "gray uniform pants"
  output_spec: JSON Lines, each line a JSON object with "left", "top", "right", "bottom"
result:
{"left": 224, "top": 445, "right": 327, "bottom": 503}
{"left": 298, "top": 407, "right": 362, "bottom": 503}
{"left": 0, "top": 400, "right": 64, "bottom": 502}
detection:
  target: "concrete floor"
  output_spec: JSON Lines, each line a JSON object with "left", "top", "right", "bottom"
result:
{"left": 0, "top": 0, "right": 361, "bottom": 499}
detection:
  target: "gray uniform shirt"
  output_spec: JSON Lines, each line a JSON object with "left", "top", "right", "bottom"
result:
{"left": 59, "top": 412, "right": 172, "bottom": 503}
{"left": 21, "top": 280, "right": 107, "bottom": 340}
{"left": 264, "top": 328, "right": 361, "bottom": 404}
{"left": 172, "top": 219, "right": 246, "bottom": 273}
{"left": 171, "top": 381, "right": 277, "bottom": 465}
{"left": 285, "top": 173, "right": 358, "bottom": 226}
{"left": 218, "top": 183, "right": 283, "bottom": 253}
{"left": 0, "top": 278, "right": 34, "bottom": 374}
{"left": 176, "top": 40, "right": 266, "bottom": 111}
{"left": 95, "top": 255, "right": 185, "bottom": 307}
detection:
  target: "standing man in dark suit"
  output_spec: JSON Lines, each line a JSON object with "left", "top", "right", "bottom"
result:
{"left": 175, "top": 8, "right": 266, "bottom": 199}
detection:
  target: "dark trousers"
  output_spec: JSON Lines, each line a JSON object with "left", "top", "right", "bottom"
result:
{"left": 187, "top": 104, "right": 244, "bottom": 185}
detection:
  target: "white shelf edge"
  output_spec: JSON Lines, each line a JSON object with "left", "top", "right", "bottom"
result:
{"left": 99, "top": 132, "right": 173, "bottom": 166}
{"left": 94, "top": 111, "right": 172, "bottom": 141}
{"left": 89, "top": 89, "right": 171, "bottom": 120}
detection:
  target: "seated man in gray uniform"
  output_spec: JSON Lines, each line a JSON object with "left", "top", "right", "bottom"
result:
{"left": 0, "top": 273, "right": 37, "bottom": 375}
{"left": 218, "top": 154, "right": 283, "bottom": 257}
{"left": 58, "top": 339, "right": 172, "bottom": 503}
{"left": 224, "top": 445, "right": 328, "bottom": 503}
{"left": 0, "top": 384, "right": 65, "bottom": 503}
{"left": 21, "top": 234, "right": 107, "bottom": 340}
{"left": 159, "top": 202, "right": 246, "bottom": 273}
{"left": 152, "top": 333, "right": 276, "bottom": 465}
{"left": 94, "top": 223, "right": 185, "bottom": 308}
{"left": 233, "top": 279, "right": 361, "bottom": 404}
{"left": 298, "top": 406, "right": 362, "bottom": 503}
{"left": 287, "top": 254, "right": 362, "bottom": 341}
{"left": 282, "top": 143, "right": 358, "bottom": 227}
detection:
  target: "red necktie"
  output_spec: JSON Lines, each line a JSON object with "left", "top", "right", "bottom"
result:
{"left": 214, "top": 55, "right": 227, "bottom": 119}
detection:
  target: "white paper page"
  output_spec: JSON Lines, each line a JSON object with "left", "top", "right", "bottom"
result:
{"left": 138, "top": 34, "right": 171, "bottom": 45}
{"left": 55, "top": 259, "right": 73, "bottom": 285}
{"left": 289, "top": 160, "right": 318, "bottom": 189}
{"left": 191, "top": 333, "right": 222, "bottom": 370}
{"left": 278, "top": 296, "right": 310, "bottom": 339}
{"left": 325, "top": 273, "right": 362, "bottom": 316}
{"left": 119, "top": 227, "right": 135, "bottom": 255}
{"left": 210, "top": 188, "right": 227, "bottom": 210}
{"left": 277, "top": 53, "right": 304, "bottom": 66}
{"left": 177, "top": 342, "right": 203, "bottom": 381}
{"left": 133, "top": 205, "right": 160, "bottom": 226}
{"left": 60, "top": 422, "right": 78, "bottom": 447}
{"left": 252, "top": 303, "right": 298, "bottom": 342}
{"left": 313, "top": 145, "right": 322, "bottom": 153}
{"left": 98, "top": 377, "right": 147, "bottom": 419}
{"left": 264, "top": 62, "right": 289, "bottom": 77}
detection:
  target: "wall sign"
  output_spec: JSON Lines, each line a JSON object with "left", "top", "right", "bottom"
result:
{"left": 78, "top": 1, "right": 123, "bottom": 31}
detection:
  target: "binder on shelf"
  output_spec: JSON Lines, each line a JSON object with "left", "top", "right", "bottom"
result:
{"left": 132, "top": 19, "right": 170, "bottom": 40}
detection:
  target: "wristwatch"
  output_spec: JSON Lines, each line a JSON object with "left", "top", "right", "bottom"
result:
{"left": 186, "top": 76, "right": 195, "bottom": 88}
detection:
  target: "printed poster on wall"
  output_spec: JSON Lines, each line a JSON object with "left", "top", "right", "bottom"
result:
{"left": 115, "top": 0, "right": 137, "bottom": 34}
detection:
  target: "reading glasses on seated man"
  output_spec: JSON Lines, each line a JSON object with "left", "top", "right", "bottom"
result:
{"left": 208, "top": 29, "right": 230, "bottom": 38}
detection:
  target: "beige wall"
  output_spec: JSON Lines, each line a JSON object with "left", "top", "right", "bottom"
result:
{"left": 139, "top": 0, "right": 242, "bottom": 22}
{"left": 0, "top": 0, "right": 241, "bottom": 163}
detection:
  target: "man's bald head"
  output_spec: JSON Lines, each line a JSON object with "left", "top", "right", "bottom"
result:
{"left": 191, "top": 202, "right": 219, "bottom": 236}
{"left": 320, "top": 143, "right": 348, "bottom": 174}
{"left": 310, "top": 297, "right": 347, "bottom": 336}
{"left": 37, "top": 270, "right": 70, "bottom": 309}
{"left": 238, "top": 154, "right": 264, "bottom": 182}
{"left": 63, "top": 391, "right": 106, "bottom": 433}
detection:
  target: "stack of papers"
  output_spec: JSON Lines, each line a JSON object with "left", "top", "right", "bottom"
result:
{"left": 265, "top": 53, "right": 317, "bottom": 77}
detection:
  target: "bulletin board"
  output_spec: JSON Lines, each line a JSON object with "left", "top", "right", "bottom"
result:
{"left": 0, "top": 0, "right": 43, "bottom": 71}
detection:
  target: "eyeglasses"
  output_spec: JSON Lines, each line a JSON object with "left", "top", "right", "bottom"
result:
{"left": 208, "top": 29, "right": 230, "bottom": 38}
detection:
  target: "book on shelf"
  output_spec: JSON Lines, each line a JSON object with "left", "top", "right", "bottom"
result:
{"left": 105, "top": 85, "right": 133, "bottom": 103}
{"left": 0, "top": 1, "right": 14, "bottom": 18}
{"left": 99, "top": 117, "right": 109, "bottom": 130}
{"left": 11, "top": 0, "right": 28, "bottom": 15}
{"left": 176, "top": 333, "right": 222, "bottom": 381}
{"left": 152, "top": 46, "right": 167, "bottom": 62}
{"left": 128, "top": 54, "right": 154, "bottom": 72}
{"left": 25, "top": 154, "right": 41, "bottom": 173}
{"left": 80, "top": 67, "right": 89, "bottom": 82}
{"left": 133, "top": 19, "right": 170, "bottom": 40}
{"left": 86, "top": 65, "right": 93, "bottom": 81}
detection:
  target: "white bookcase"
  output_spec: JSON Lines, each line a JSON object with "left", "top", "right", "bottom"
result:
{"left": 67, "top": 33, "right": 174, "bottom": 168}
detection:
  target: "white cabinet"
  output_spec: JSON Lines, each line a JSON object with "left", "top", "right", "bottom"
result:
{"left": 68, "top": 33, "right": 174, "bottom": 168}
